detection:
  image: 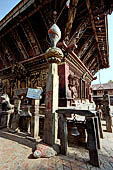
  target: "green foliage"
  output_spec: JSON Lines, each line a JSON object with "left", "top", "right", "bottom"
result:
{"left": 108, "top": 80, "right": 113, "bottom": 83}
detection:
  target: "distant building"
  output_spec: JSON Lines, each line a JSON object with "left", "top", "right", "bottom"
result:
{"left": 92, "top": 82, "right": 113, "bottom": 109}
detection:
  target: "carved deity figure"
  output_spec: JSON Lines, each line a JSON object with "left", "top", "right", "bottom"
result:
{"left": 71, "top": 85, "right": 78, "bottom": 101}
{"left": 68, "top": 74, "right": 78, "bottom": 102}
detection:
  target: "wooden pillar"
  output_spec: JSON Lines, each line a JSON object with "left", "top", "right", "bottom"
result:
{"left": 96, "top": 111, "right": 103, "bottom": 138}
{"left": 94, "top": 117, "right": 101, "bottom": 149}
{"left": 59, "top": 114, "right": 68, "bottom": 155}
{"left": 86, "top": 117, "right": 100, "bottom": 167}
{"left": 80, "top": 78, "right": 82, "bottom": 100}
{"left": 106, "top": 115, "right": 112, "bottom": 132}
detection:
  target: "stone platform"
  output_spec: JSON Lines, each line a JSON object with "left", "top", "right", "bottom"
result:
{"left": 0, "top": 120, "right": 113, "bottom": 170}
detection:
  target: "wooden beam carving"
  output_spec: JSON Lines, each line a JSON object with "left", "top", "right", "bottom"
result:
{"left": 0, "top": 39, "right": 14, "bottom": 67}
{"left": 0, "top": 50, "right": 6, "bottom": 68}
{"left": 40, "top": 4, "right": 53, "bottom": 29}
{"left": 64, "top": 0, "right": 79, "bottom": 41}
{"left": 82, "top": 43, "right": 97, "bottom": 64}
{"left": 2, "top": 38, "right": 15, "bottom": 62}
{"left": 69, "top": 16, "right": 90, "bottom": 45}
{"left": 86, "top": 0, "right": 104, "bottom": 66}
{"left": 78, "top": 35, "right": 94, "bottom": 58}
{"left": 87, "top": 53, "right": 98, "bottom": 69}
{"left": 10, "top": 29, "right": 28, "bottom": 59}
{"left": 21, "top": 20, "right": 42, "bottom": 56}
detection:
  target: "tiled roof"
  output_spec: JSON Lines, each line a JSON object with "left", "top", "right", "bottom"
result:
{"left": 92, "top": 83, "right": 113, "bottom": 90}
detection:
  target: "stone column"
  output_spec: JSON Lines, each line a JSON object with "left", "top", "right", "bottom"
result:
{"left": 43, "top": 47, "right": 63, "bottom": 146}
{"left": 31, "top": 99, "right": 40, "bottom": 139}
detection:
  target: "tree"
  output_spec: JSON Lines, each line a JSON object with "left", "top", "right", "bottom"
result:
{"left": 108, "top": 80, "right": 113, "bottom": 83}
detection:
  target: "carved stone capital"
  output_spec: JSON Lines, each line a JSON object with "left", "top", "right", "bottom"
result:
{"left": 45, "top": 47, "right": 64, "bottom": 63}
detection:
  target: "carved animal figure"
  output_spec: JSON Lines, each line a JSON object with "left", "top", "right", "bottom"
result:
{"left": 1, "top": 93, "right": 14, "bottom": 113}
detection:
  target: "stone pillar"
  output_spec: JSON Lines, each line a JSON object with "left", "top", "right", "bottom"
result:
{"left": 43, "top": 47, "right": 64, "bottom": 146}
{"left": 31, "top": 99, "right": 40, "bottom": 139}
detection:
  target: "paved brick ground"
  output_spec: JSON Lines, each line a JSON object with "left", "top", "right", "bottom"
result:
{"left": 0, "top": 120, "right": 113, "bottom": 170}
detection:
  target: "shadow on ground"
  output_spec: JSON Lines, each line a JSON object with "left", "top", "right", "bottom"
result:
{"left": 0, "top": 128, "right": 36, "bottom": 149}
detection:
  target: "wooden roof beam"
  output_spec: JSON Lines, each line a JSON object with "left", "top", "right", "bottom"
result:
{"left": 21, "top": 19, "right": 42, "bottom": 56}
{"left": 10, "top": 29, "right": 29, "bottom": 60}
{"left": 0, "top": 50, "right": 7, "bottom": 68}
{"left": 87, "top": 53, "right": 98, "bottom": 69}
{"left": 1, "top": 38, "right": 16, "bottom": 63}
{"left": 82, "top": 43, "right": 97, "bottom": 64}
{"left": 78, "top": 35, "right": 94, "bottom": 58}
{"left": 86, "top": 0, "right": 105, "bottom": 66}
{"left": 64, "top": 0, "right": 79, "bottom": 42}
{"left": 69, "top": 16, "right": 90, "bottom": 45}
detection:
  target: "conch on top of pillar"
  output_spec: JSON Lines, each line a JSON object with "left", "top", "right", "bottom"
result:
{"left": 46, "top": 24, "right": 63, "bottom": 63}
{"left": 48, "top": 24, "right": 61, "bottom": 48}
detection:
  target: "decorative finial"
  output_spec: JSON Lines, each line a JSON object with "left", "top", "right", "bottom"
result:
{"left": 53, "top": 10, "right": 57, "bottom": 23}
{"left": 48, "top": 24, "right": 61, "bottom": 48}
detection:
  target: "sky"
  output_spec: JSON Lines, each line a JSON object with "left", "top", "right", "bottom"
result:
{"left": 0, "top": 0, "right": 21, "bottom": 20}
{"left": 0, "top": 0, "right": 113, "bottom": 85}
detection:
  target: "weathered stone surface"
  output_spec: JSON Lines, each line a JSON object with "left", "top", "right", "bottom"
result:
{"left": 44, "top": 63, "right": 59, "bottom": 145}
{"left": 33, "top": 143, "right": 57, "bottom": 158}
{"left": 0, "top": 121, "right": 113, "bottom": 170}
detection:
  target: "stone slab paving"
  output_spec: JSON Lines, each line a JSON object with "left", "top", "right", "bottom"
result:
{"left": 0, "top": 120, "right": 113, "bottom": 170}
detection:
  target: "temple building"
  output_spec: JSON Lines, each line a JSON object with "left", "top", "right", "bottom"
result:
{"left": 92, "top": 82, "right": 113, "bottom": 113}
{"left": 0, "top": 0, "right": 113, "bottom": 166}
{"left": 0, "top": 0, "right": 112, "bottom": 106}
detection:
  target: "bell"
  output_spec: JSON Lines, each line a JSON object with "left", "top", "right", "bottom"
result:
{"left": 71, "top": 126, "right": 80, "bottom": 136}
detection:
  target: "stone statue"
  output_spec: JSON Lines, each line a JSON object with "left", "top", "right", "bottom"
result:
{"left": 1, "top": 93, "right": 14, "bottom": 113}
{"left": 1, "top": 93, "right": 14, "bottom": 128}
